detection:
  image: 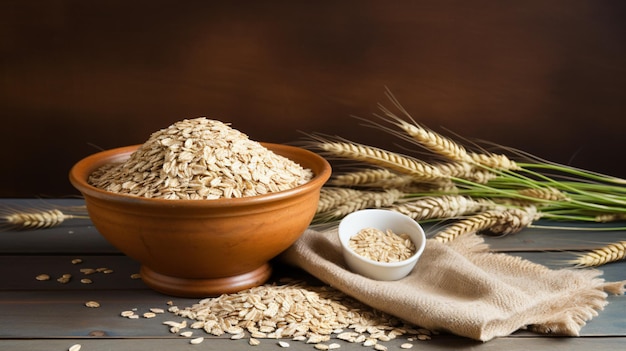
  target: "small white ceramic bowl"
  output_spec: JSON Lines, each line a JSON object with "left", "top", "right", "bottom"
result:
{"left": 338, "top": 209, "right": 426, "bottom": 281}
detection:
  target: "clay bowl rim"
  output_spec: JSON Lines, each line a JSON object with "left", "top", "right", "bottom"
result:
{"left": 69, "top": 142, "right": 332, "bottom": 209}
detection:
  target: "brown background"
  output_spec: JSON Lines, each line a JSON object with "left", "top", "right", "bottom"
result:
{"left": 1, "top": 0, "right": 625, "bottom": 198}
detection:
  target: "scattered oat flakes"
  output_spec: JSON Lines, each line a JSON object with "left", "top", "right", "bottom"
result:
{"left": 120, "top": 311, "right": 135, "bottom": 317}
{"left": 231, "top": 333, "right": 245, "bottom": 340}
{"left": 71, "top": 258, "right": 83, "bottom": 264}
{"left": 189, "top": 337, "right": 204, "bottom": 345}
{"left": 130, "top": 273, "right": 141, "bottom": 279}
{"left": 35, "top": 274, "right": 50, "bottom": 281}
{"left": 84, "top": 301, "right": 100, "bottom": 308}
{"left": 150, "top": 307, "right": 165, "bottom": 314}
{"left": 68, "top": 344, "right": 81, "bottom": 351}
{"left": 57, "top": 275, "right": 71, "bottom": 284}
{"left": 180, "top": 331, "right": 193, "bottom": 337}
{"left": 400, "top": 343, "right": 414, "bottom": 349}
{"left": 249, "top": 338, "right": 260, "bottom": 346}
{"left": 143, "top": 312, "right": 157, "bottom": 318}
{"left": 80, "top": 278, "right": 92, "bottom": 284}
{"left": 363, "top": 339, "right": 377, "bottom": 347}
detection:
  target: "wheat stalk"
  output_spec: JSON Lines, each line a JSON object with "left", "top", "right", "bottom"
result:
{"left": 317, "top": 189, "right": 404, "bottom": 219}
{"left": 362, "top": 174, "right": 419, "bottom": 190}
{"left": 1, "top": 207, "right": 88, "bottom": 231}
{"left": 595, "top": 213, "right": 626, "bottom": 223}
{"left": 433, "top": 162, "right": 498, "bottom": 184}
{"left": 390, "top": 195, "right": 494, "bottom": 221}
{"left": 377, "top": 92, "right": 519, "bottom": 171}
{"left": 387, "top": 115, "right": 473, "bottom": 163}
{"left": 433, "top": 211, "right": 501, "bottom": 243}
{"left": 483, "top": 206, "right": 538, "bottom": 236}
{"left": 309, "top": 92, "right": 626, "bottom": 231}
{"left": 401, "top": 180, "right": 460, "bottom": 194}
{"left": 433, "top": 161, "right": 473, "bottom": 178}
{"left": 317, "top": 188, "right": 364, "bottom": 213}
{"left": 517, "top": 187, "right": 569, "bottom": 201}
{"left": 469, "top": 152, "right": 520, "bottom": 171}
{"left": 376, "top": 100, "right": 474, "bottom": 164}
{"left": 434, "top": 206, "right": 537, "bottom": 243}
{"left": 329, "top": 168, "right": 396, "bottom": 186}
{"left": 318, "top": 141, "right": 446, "bottom": 182}
{"left": 568, "top": 241, "right": 626, "bottom": 267}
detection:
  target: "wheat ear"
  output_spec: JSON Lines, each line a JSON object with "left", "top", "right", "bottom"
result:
{"left": 517, "top": 187, "right": 570, "bottom": 201}
{"left": 1, "top": 208, "right": 88, "bottom": 231}
{"left": 329, "top": 168, "right": 396, "bottom": 186}
{"left": 568, "top": 241, "right": 626, "bottom": 267}
{"left": 469, "top": 152, "right": 520, "bottom": 171}
{"left": 434, "top": 212, "right": 501, "bottom": 243}
{"left": 433, "top": 162, "right": 498, "bottom": 184}
{"left": 378, "top": 95, "right": 519, "bottom": 171}
{"left": 595, "top": 213, "right": 626, "bottom": 223}
{"left": 317, "top": 188, "right": 364, "bottom": 213}
{"left": 318, "top": 189, "right": 404, "bottom": 219}
{"left": 482, "top": 206, "right": 538, "bottom": 236}
{"left": 377, "top": 100, "right": 474, "bottom": 163}
{"left": 318, "top": 141, "right": 446, "bottom": 182}
{"left": 434, "top": 206, "right": 537, "bottom": 243}
{"left": 401, "top": 180, "right": 460, "bottom": 194}
{"left": 390, "top": 195, "right": 494, "bottom": 221}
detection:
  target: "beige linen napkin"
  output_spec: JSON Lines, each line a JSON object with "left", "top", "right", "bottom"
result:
{"left": 280, "top": 227, "right": 625, "bottom": 342}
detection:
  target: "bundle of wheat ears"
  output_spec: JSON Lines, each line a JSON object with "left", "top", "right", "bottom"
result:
{"left": 2, "top": 93, "right": 626, "bottom": 268}
{"left": 307, "top": 92, "right": 626, "bottom": 268}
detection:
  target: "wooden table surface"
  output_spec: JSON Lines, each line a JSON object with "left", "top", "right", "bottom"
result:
{"left": 1, "top": 198, "right": 625, "bottom": 351}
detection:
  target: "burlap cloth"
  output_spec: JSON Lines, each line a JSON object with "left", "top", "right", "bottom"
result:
{"left": 280, "top": 227, "right": 626, "bottom": 342}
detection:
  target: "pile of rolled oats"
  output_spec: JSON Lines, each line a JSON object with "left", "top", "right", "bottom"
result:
{"left": 159, "top": 280, "right": 432, "bottom": 349}
{"left": 89, "top": 118, "right": 313, "bottom": 199}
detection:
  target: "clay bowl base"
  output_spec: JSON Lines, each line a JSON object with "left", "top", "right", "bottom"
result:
{"left": 139, "top": 264, "right": 273, "bottom": 297}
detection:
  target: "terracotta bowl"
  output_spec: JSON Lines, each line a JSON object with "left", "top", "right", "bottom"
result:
{"left": 69, "top": 143, "right": 331, "bottom": 297}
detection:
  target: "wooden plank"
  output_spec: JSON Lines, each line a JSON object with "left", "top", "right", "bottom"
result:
{"left": 2, "top": 275, "right": 624, "bottom": 339}
{"left": 0, "top": 255, "right": 318, "bottom": 291}
{"left": 3, "top": 251, "right": 622, "bottom": 291}
{"left": 1, "top": 335, "right": 625, "bottom": 351}
{"left": 4, "top": 199, "right": 626, "bottom": 254}
{"left": 0, "top": 256, "right": 144, "bottom": 291}
{"left": 7, "top": 220, "right": 624, "bottom": 256}
{"left": 0, "top": 199, "right": 118, "bottom": 254}
{"left": 2, "top": 198, "right": 625, "bottom": 350}
{"left": 419, "top": 221, "right": 626, "bottom": 252}
{"left": 482, "top": 224, "right": 626, "bottom": 252}
{"left": 0, "top": 290, "right": 197, "bottom": 338}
